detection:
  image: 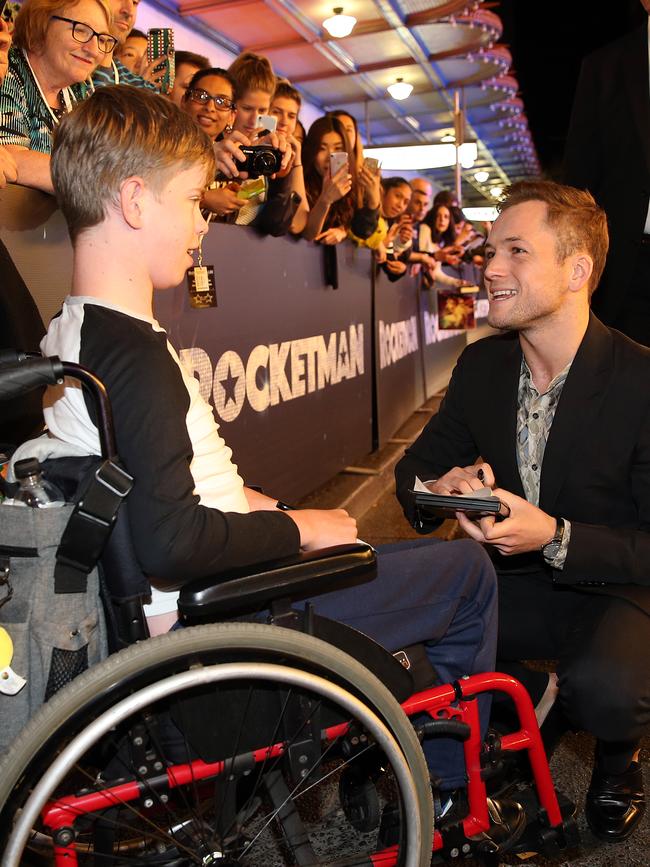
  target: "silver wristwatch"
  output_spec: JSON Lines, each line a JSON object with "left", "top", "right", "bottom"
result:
{"left": 541, "top": 518, "right": 565, "bottom": 562}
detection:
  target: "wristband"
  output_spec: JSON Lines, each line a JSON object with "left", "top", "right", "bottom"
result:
{"left": 276, "top": 500, "right": 294, "bottom": 511}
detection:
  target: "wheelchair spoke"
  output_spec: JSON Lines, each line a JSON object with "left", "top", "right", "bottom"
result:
{"left": 0, "top": 624, "right": 432, "bottom": 867}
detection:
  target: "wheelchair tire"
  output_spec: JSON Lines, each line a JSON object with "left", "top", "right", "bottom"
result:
{"left": 0, "top": 621, "right": 434, "bottom": 867}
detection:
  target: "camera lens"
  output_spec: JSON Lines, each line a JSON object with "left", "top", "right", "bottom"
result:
{"left": 253, "top": 150, "right": 277, "bottom": 175}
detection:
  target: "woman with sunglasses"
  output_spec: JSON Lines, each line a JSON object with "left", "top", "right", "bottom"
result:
{"left": 181, "top": 66, "right": 247, "bottom": 218}
{"left": 0, "top": 0, "right": 113, "bottom": 193}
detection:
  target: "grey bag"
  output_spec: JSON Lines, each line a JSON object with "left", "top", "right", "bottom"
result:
{"left": 0, "top": 502, "right": 108, "bottom": 751}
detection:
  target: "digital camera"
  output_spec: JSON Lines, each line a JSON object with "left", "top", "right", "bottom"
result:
{"left": 239, "top": 145, "right": 282, "bottom": 178}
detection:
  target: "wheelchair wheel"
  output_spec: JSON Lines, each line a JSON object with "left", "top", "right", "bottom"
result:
{"left": 0, "top": 622, "right": 434, "bottom": 867}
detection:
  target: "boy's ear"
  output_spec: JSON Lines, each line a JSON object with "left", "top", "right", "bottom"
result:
{"left": 119, "top": 176, "right": 148, "bottom": 229}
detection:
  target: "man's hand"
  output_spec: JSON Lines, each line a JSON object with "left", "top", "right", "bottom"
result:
{"left": 288, "top": 508, "right": 358, "bottom": 550}
{"left": 0, "top": 146, "right": 18, "bottom": 188}
{"left": 428, "top": 461, "right": 495, "bottom": 495}
{"left": 316, "top": 225, "right": 347, "bottom": 245}
{"left": 456, "top": 489, "right": 557, "bottom": 556}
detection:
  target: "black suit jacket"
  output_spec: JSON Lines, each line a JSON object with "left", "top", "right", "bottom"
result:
{"left": 395, "top": 316, "right": 650, "bottom": 613}
{"left": 563, "top": 22, "right": 650, "bottom": 323}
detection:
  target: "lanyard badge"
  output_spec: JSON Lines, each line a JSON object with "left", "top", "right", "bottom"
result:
{"left": 187, "top": 230, "right": 217, "bottom": 309}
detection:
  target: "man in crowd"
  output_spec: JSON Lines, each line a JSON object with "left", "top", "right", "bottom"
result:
{"left": 564, "top": 0, "right": 650, "bottom": 346}
{"left": 396, "top": 180, "right": 650, "bottom": 842}
{"left": 37, "top": 85, "right": 525, "bottom": 852}
{"left": 168, "top": 49, "right": 210, "bottom": 107}
{"left": 92, "top": 0, "right": 163, "bottom": 89}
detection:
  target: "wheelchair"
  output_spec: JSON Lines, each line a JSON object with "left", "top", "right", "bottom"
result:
{"left": 0, "top": 355, "right": 579, "bottom": 866}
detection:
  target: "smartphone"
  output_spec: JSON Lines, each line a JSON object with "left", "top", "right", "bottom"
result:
{"left": 256, "top": 114, "right": 277, "bottom": 135}
{"left": 147, "top": 28, "right": 175, "bottom": 94}
{"left": 330, "top": 151, "right": 349, "bottom": 176}
{"left": 363, "top": 156, "right": 380, "bottom": 173}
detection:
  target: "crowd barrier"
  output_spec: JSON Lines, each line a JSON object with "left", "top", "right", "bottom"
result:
{"left": 1, "top": 185, "right": 487, "bottom": 500}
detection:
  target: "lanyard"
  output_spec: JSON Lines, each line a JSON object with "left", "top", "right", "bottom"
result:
{"left": 111, "top": 60, "right": 120, "bottom": 85}
{"left": 23, "top": 50, "right": 93, "bottom": 128}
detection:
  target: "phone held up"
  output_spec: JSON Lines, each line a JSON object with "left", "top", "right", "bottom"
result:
{"left": 256, "top": 114, "right": 277, "bottom": 136}
{"left": 147, "top": 28, "right": 175, "bottom": 94}
{"left": 329, "top": 151, "right": 349, "bottom": 177}
{"left": 363, "top": 156, "right": 381, "bottom": 173}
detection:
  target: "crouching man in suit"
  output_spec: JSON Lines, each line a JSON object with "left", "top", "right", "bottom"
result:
{"left": 396, "top": 180, "right": 650, "bottom": 843}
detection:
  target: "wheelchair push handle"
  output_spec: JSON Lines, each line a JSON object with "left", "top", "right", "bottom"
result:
{"left": 0, "top": 355, "right": 65, "bottom": 400}
{"left": 0, "top": 354, "right": 118, "bottom": 460}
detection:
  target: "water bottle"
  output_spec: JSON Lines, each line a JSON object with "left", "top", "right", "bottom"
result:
{"left": 10, "top": 458, "right": 64, "bottom": 508}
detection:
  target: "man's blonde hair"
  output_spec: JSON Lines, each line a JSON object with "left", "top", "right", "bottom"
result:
{"left": 14, "top": 0, "right": 112, "bottom": 53}
{"left": 51, "top": 86, "right": 215, "bottom": 242}
{"left": 499, "top": 180, "right": 609, "bottom": 298}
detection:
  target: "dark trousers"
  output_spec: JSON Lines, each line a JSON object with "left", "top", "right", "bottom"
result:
{"left": 309, "top": 537, "right": 498, "bottom": 789}
{"left": 497, "top": 568, "right": 650, "bottom": 751}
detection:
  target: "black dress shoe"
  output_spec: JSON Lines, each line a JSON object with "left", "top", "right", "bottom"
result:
{"left": 468, "top": 796, "right": 527, "bottom": 854}
{"left": 585, "top": 760, "right": 646, "bottom": 842}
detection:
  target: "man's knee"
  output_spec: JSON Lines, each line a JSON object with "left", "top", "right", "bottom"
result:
{"left": 561, "top": 653, "right": 648, "bottom": 741}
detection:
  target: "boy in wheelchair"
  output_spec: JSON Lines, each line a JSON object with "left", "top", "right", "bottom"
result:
{"left": 0, "top": 86, "right": 576, "bottom": 864}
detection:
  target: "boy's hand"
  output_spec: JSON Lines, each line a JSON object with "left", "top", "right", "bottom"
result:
{"left": 288, "top": 508, "right": 358, "bottom": 550}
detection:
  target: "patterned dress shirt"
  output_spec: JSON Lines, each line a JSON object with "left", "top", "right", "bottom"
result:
{"left": 92, "top": 59, "right": 157, "bottom": 91}
{"left": 516, "top": 356, "right": 572, "bottom": 568}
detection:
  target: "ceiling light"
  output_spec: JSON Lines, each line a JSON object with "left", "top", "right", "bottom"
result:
{"left": 363, "top": 142, "right": 477, "bottom": 171}
{"left": 386, "top": 78, "right": 413, "bottom": 100}
{"left": 490, "top": 186, "right": 504, "bottom": 199}
{"left": 323, "top": 7, "right": 357, "bottom": 38}
{"left": 463, "top": 206, "right": 499, "bottom": 222}
{"left": 474, "top": 170, "right": 489, "bottom": 183}
{"left": 440, "top": 132, "right": 456, "bottom": 143}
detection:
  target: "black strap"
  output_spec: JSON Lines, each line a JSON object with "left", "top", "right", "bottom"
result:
{"left": 54, "top": 459, "right": 133, "bottom": 594}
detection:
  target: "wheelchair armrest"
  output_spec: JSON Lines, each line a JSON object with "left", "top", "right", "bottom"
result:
{"left": 177, "top": 542, "right": 376, "bottom": 621}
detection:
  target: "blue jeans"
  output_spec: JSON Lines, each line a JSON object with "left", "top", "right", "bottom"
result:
{"left": 306, "top": 537, "right": 498, "bottom": 790}
{"left": 174, "top": 537, "right": 498, "bottom": 790}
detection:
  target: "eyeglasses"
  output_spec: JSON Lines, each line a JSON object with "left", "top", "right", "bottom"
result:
{"left": 186, "top": 89, "right": 235, "bottom": 112}
{"left": 50, "top": 15, "right": 118, "bottom": 54}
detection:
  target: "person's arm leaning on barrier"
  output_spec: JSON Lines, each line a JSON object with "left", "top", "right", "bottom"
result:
{"left": 0, "top": 20, "right": 17, "bottom": 188}
{"left": 0, "top": 68, "right": 53, "bottom": 193}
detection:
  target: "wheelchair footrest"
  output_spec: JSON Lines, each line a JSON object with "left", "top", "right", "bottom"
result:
{"left": 508, "top": 786, "right": 580, "bottom": 856}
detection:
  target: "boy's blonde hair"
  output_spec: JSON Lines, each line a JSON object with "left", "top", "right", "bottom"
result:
{"left": 51, "top": 86, "right": 215, "bottom": 242}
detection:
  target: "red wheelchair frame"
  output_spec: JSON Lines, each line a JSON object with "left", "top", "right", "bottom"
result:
{"left": 42, "top": 672, "right": 570, "bottom": 866}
